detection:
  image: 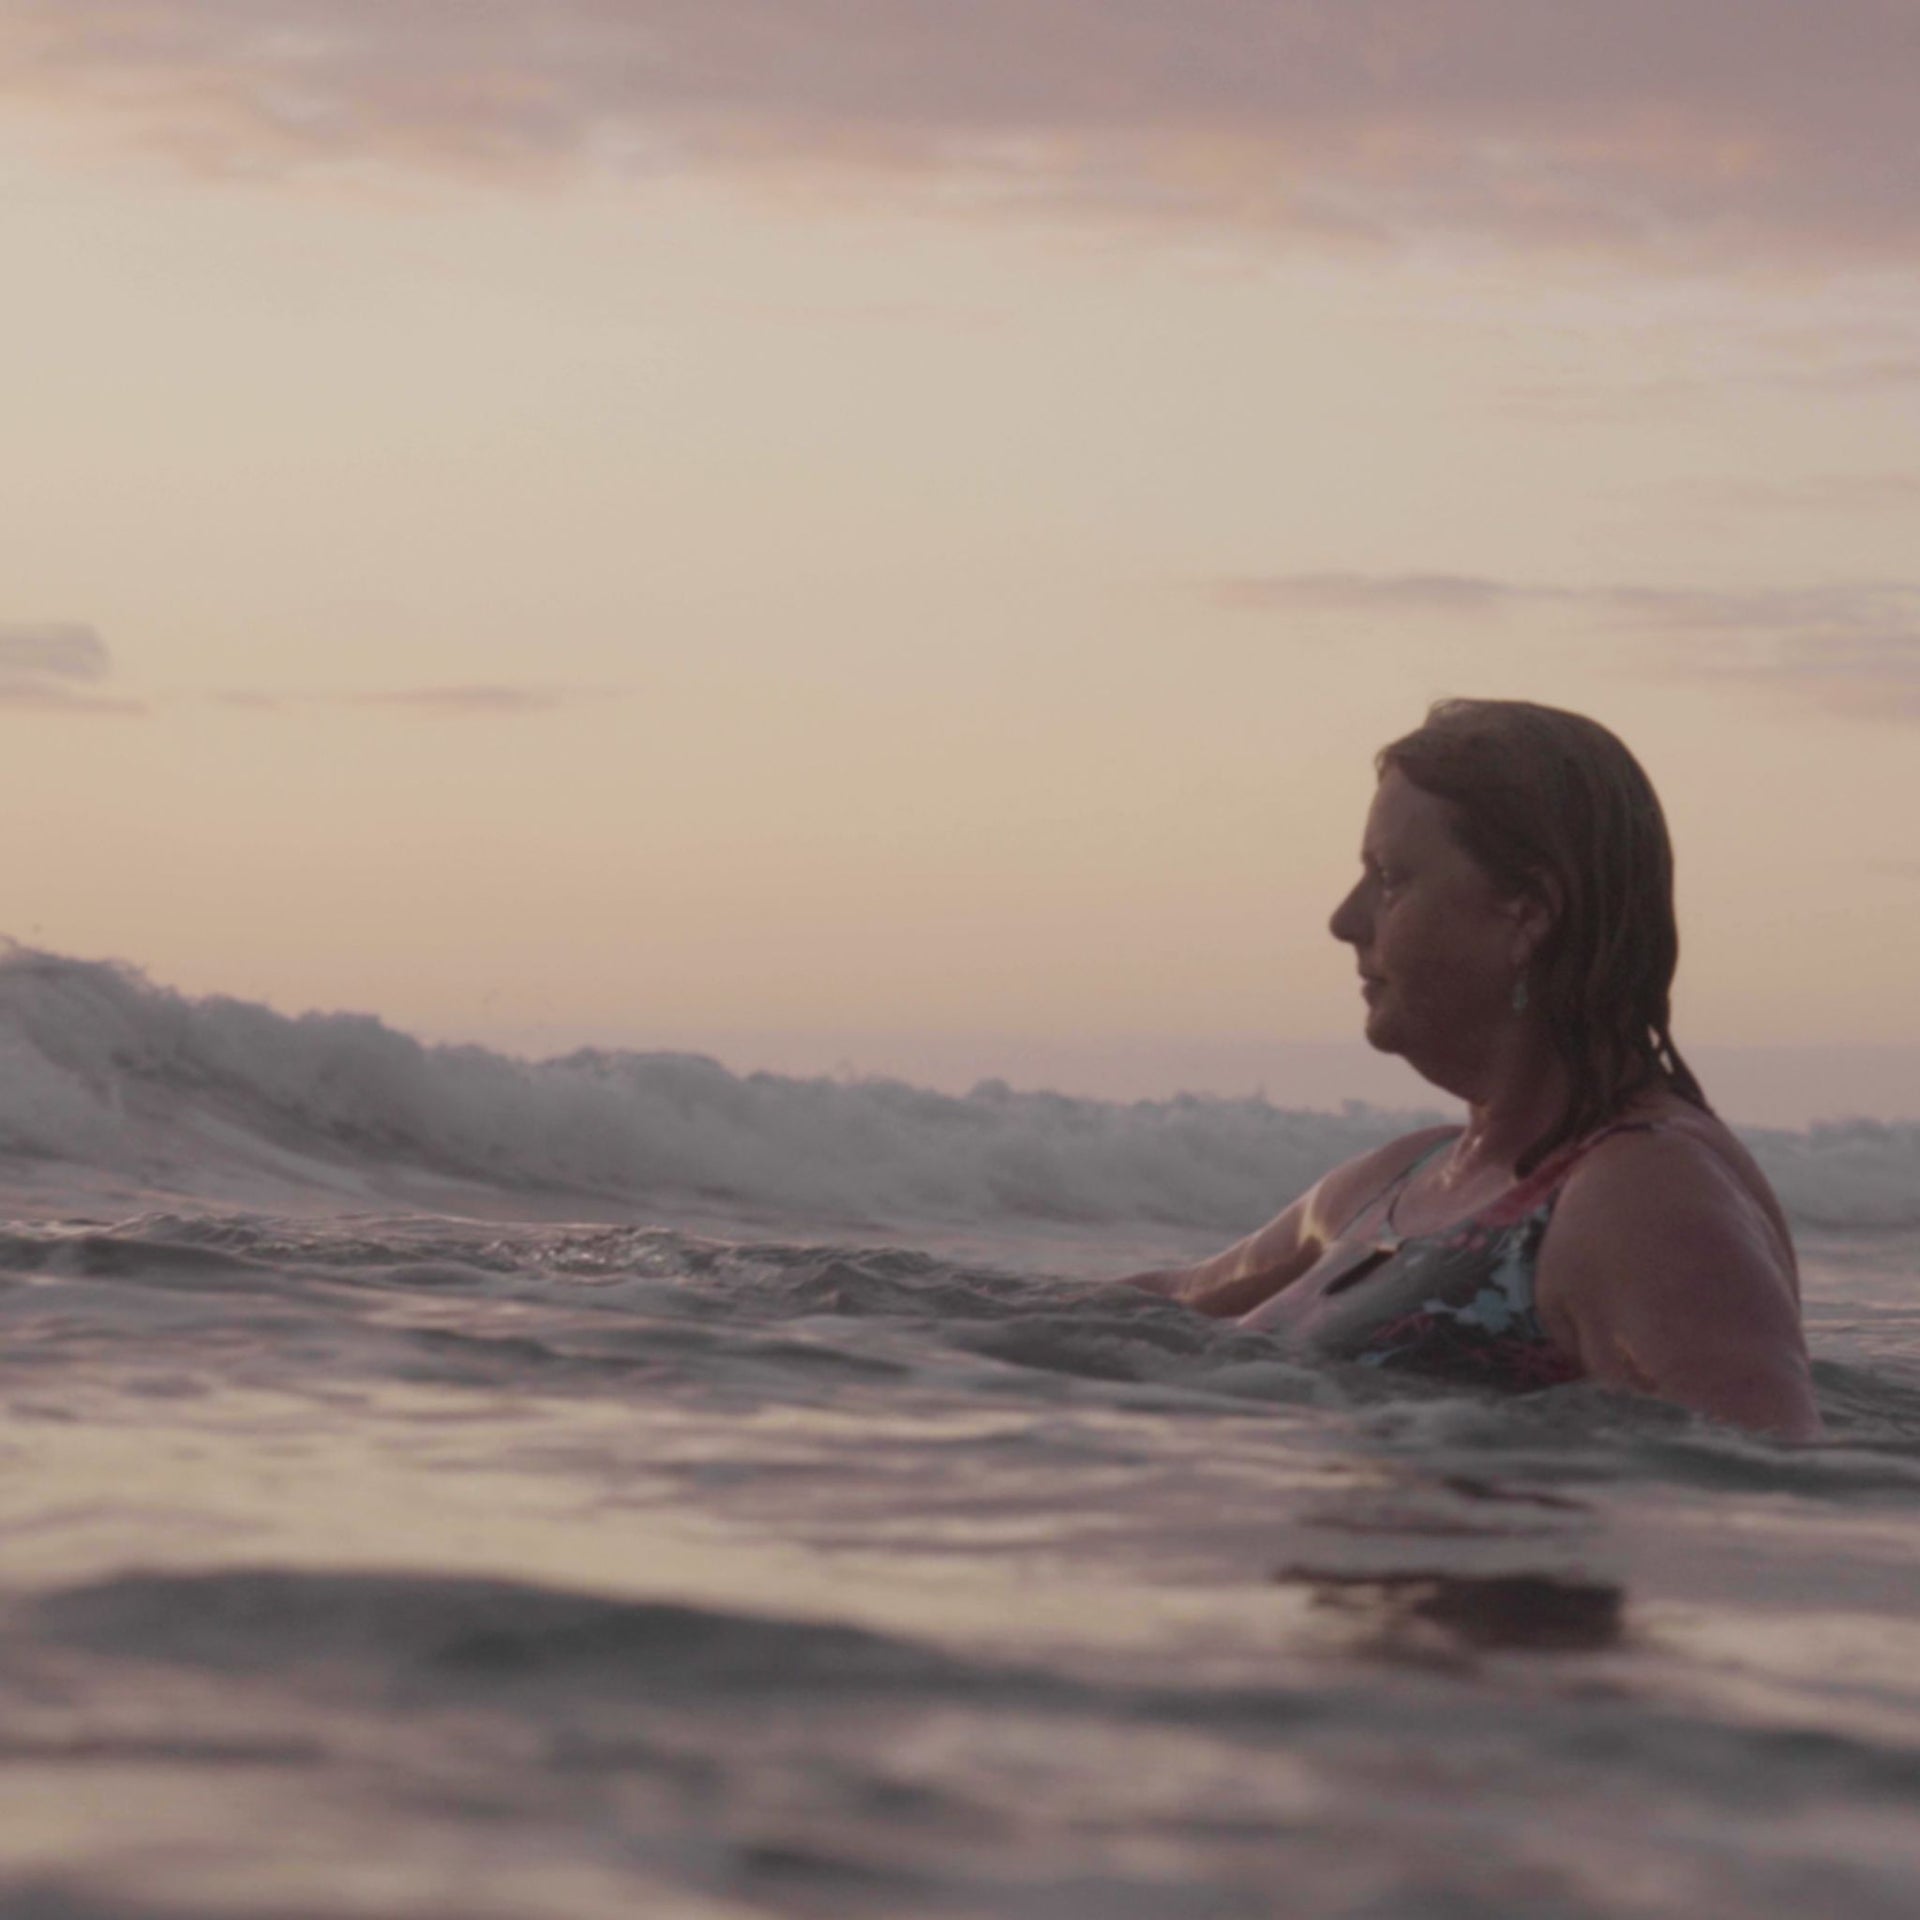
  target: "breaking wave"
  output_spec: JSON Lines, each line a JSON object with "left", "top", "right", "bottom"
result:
{"left": 0, "top": 946, "right": 1913, "bottom": 1232}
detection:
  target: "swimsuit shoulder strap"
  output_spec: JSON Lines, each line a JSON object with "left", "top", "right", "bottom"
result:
{"left": 1344, "top": 1114, "right": 1678, "bottom": 1243}
{"left": 1540, "top": 1115, "right": 1669, "bottom": 1181}
{"left": 1337, "top": 1131, "right": 1460, "bottom": 1238}
{"left": 1515, "top": 1115, "right": 1679, "bottom": 1218}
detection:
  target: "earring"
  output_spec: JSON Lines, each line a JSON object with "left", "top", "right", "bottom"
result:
{"left": 1512, "top": 973, "right": 1530, "bottom": 1015}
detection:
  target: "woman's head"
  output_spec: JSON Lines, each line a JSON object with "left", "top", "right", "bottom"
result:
{"left": 1356, "top": 698, "right": 1706, "bottom": 1167}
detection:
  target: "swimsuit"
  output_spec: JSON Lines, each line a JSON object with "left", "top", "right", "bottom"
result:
{"left": 1248, "top": 1122, "right": 1659, "bottom": 1393}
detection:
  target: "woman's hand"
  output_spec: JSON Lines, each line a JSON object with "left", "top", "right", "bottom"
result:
{"left": 1110, "top": 1269, "right": 1191, "bottom": 1300}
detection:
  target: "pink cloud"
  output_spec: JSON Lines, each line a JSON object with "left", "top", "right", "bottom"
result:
{"left": 0, "top": 622, "right": 145, "bottom": 715}
{"left": 0, "top": 622, "right": 112, "bottom": 681}
{"left": 3, "top": 2, "right": 1915, "bottom": 260}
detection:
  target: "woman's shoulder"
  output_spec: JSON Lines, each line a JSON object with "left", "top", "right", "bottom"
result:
{"left": 1538, "top": 1091, "right": 1818, "bottom": 1437}
{"left": 1583, "top": 1091, "right": 1784, "bottom": 1196}
{"left": 1556, "top": 1091, "right": 1797, "bottom": 1277}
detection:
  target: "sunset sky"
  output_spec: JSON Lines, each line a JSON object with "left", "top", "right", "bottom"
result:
{"left": 2, "top": 2, "right": 1916, "bottom": 1123}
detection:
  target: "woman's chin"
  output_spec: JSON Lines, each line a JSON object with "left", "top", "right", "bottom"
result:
{"left": 1361, "top": 995, "right": 1421, "bottom": 1059}
{"left": 1360, "top": 1008, "right": 1401, "bottom": 1056}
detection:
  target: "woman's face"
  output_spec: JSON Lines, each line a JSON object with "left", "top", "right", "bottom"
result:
{"left": 1329, "top": 769, "right": 1535, "bottom": 1073}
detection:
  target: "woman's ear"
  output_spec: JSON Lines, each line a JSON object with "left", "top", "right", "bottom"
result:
{"left": 1510, "top": 871, "right": 1562, "bottom": 967}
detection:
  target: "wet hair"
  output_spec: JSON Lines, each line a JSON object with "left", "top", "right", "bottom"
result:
{"left": 1377, "top": 698, "right": 1708, "bottom": 1172}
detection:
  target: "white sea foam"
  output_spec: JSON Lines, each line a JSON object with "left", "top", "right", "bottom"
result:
{"left": 0, "top": 945, "right": 1914, "bottom": 1232}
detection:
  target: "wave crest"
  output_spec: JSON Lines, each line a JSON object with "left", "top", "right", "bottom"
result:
{"left": 0, "top": 947, "right": 1913, "bottom": 1232}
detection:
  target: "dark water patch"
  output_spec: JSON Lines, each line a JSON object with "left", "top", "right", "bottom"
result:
{"left": 542, "top": 1730, "right": 725, "bottom": 1791}
{"left": 147, "top": 1214, "right": 535, "bottom": 1277}
{"left": 725, "top": 1856, "right": 1280, "bottom": 1920}
{"left": 389, "top": 1326, "right": 611, "bottom": 1387}
{"left": 0, "top": 1733, "right": 322, "bottom": 1767}
{"left": 1554, "top": 1710, "right": 1920, "bottom": 1807}
{"left": 27, "top": 1569, "right": 989, "bottom": 1700}
{"left": 1275, "top": 1568, "right": 1627, "bottom": 1654}
{"left": 941, "top": 1296, "right": 1295, "bottom": 1386}
{"left": 354, "top": 1261, "right": 510, "bottom": 1293}
{"left": 0, "top": 1235, "right": 57, "bottom": 1274}
{"left": 21, "top": 1234, "right": 272, "bottom": 1285}
{"left": 726, "top": 1837, "right": 939, "bottom": 1902}
{"left": 1622, "top": 1430, "right": 1920, "bottom": 1499}
{"left": 1440, "top": 1475, "right": 1590, "bottom": 1512}
{"left": 16, "top": 1569, "right": 1348, "bottom": 1745}
{"left": 1343, "top": 1890, "right": 1609, "bottom": 1920}
{"left": 950, "top": 1317, "right": 1210, "bottom": 1384}
{"left": 387, "top": 1320, "right": 913, "bottom": 1394}
{"left": 0, "top": 1884, "right": 470, "bottom": 1920}
{"left": 1350, "top": 1385, "right": 1920, "bottom": 1499}
{"left": 1810, "top": 1359, "right": 1920, "bottom": 1444}
{"left": 0, "top": 1889, "right": 180, "bottom": 1920}
{"left": 733, "top": 1247, "right": 1040, "bottom": 1324}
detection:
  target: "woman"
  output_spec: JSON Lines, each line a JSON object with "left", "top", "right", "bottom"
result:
{"left": 1127, "top": 699, "right": 1822, "bottom": 1441}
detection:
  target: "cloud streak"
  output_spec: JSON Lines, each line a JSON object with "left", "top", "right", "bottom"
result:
{"left": 1709, "top": 474, "right": 1920, "bottom": 515}
{"left": 344, "top": 685, "right": 568, "bottom": 717}
{"left": 0, "top": 622, "right": 111, "bottom": 681}
{"left": 4, "top": 2, "right": 1918, "bottom": 261}
{"left": 209, "top": 684, "right": 602, "bottom": 717}
{"left": 1209, "top": 573, "right": 1920, "bottom": 721}
{"left": 1213, "top": 573, "right": 1522, "bottom": 616}
{"left": 0, "top": 623, "right": 143, "bottom": 715}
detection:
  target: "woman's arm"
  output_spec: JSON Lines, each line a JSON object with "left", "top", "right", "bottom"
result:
{"left": 1111, "top": 1189, "right": 1319, "bottom": 1318}
{"left": 1113, "top": 1126, "right": 1458, "bottom": 1320}
{"left": 1538, "top": 1131, "right": 1823, "bottom": 1441}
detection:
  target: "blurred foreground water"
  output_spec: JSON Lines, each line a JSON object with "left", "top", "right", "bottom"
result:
{"left": 0, "top": 1205, "right": 1915, "bottom": 1920}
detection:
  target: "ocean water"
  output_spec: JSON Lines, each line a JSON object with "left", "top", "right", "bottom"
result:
{"left": 0, "top": 949, "right": 1916, "bottom": 1920}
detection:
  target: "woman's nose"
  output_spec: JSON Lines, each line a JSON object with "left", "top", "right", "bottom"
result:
{"left": 1329, "top": 882, "right": 1366, "bottom": 945}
